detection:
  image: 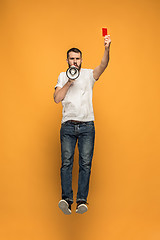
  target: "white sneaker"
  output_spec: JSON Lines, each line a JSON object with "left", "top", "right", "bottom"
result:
{"left": 76, "top": 202, "right": 88, "bottom": 214}
{"left": 58, "top": 200, "right": 72, "bottom": 215}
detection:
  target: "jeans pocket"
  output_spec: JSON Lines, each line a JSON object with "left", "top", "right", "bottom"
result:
{"left": 84, "top": 121, "right": 94, "bottom": 126}
{"left": 61, "top": 121, "right": 70, "bottom": 127}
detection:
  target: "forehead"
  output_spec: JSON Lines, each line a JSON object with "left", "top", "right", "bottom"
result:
{"left": 68, "top": 51, "right": 81, "bottom": 58}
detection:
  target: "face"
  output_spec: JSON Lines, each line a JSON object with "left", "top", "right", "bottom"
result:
{"left": 67, "top": 52, "right": 82, "bottom": 70}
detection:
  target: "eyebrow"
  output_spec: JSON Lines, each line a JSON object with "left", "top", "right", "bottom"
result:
{"left": 69, "top": 57, "right": 80, "bottom": 59}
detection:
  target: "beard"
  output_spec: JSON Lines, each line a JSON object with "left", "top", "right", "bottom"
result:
{"left": 69, "top": 62, "right": 82, "bottom": 70}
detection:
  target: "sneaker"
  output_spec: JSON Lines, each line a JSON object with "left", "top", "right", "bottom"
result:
{"left": 76, "top": 201, "right": 88, "bottom": 214}
{"left": 58, "top": 199, "right": 72, "bottom": 215}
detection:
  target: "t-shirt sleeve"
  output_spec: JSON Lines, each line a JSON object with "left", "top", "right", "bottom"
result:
{"left": 55, "top": 73, "right": 63, "bottom": 89}
{"left": 89, "top": 69, "right": 96, "bottom": 85}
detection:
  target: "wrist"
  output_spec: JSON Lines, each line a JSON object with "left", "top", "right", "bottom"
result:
{"left": 105, "top": 46, "right": 110, "bottom": 51}
{"left": 67, "top": 80, "right": 73, "bottom": 86}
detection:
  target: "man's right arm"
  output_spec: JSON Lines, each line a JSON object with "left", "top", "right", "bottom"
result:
{"left": 54, "top": 80, "right": 74, "bottom": 104}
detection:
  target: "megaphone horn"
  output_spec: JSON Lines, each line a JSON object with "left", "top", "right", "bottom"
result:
{"left": 66, "top": 66, "right": 80, "bottom": 80}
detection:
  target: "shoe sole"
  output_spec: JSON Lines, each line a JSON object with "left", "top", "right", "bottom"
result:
{"left": 58, "top": 200, "right": 71, "bottom": 215}
{"left": 76, "top": 204, "right": 88, "bottom": 214}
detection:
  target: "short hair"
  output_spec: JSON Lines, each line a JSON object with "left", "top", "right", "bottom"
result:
{"left": 67, "top": 48, "right": 82, "bottom": 59}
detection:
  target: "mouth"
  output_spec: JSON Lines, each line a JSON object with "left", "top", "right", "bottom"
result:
{"left": 69, "top": 63, "right": 81, "bottom": 70}
{"left": 72, "top": 64, "right": 79, "bottom": 69}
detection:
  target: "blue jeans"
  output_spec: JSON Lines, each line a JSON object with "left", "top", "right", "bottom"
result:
{"left": 60, "top": 121, "right": 95, "bottom": 204}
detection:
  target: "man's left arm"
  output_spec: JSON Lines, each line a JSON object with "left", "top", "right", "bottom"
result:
{"left": 93, "top": 35, "right": 111, "bottom": 80}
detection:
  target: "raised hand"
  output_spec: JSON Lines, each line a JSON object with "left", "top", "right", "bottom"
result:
{"left": 104, "top": 35, "right": 111, "bottom": 49}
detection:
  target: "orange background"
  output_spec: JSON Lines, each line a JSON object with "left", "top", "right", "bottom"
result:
{"left": 0, "top": 0, "right": 160, "bottom": 239}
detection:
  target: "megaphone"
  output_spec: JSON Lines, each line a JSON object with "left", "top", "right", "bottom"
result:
{"left": 66, "top": 66, "right": 80, "bottom": 80}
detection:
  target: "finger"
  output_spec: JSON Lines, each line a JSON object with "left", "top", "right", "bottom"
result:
{"left": 104, "top": 39, "right": 109, "bottom": 44}
{"left": 104, "top": 39, "right": 111, "bottom": 44}
{"left": 104, "top": 34, "right": 110, "bottom": 38}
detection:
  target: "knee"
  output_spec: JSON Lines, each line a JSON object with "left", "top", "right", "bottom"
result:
{"left": 79, "top": 158, "right": 92, "bottom": 171}
{"left": 61, "top": 159, "right": 72, "bottom": 169}
{"left": 61, "top": 152, "right": 74, "bottom": 170}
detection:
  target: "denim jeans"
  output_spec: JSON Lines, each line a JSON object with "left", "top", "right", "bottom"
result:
{"left": 60, "top": 121, "right": 95, "bottom": 204}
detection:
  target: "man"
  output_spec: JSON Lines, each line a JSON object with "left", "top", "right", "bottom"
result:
{"left": 54, "top": 34, "right": 111, "bottom": 215}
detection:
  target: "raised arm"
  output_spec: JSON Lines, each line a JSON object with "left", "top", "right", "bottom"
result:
{"left": 93, "top": 35, "right": 111, "bottom": 80}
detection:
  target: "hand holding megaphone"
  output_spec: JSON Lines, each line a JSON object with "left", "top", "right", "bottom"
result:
{"left": 66, "top": 66, "right": 80, "bottom": 80}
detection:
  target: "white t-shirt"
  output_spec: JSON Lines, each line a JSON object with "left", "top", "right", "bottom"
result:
{"left": 55, "top": 68, "right": 96, "bottom": 123}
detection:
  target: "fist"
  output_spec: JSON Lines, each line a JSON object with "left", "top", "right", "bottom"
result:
{"left": 68, "top": 79, "right": 75, "bottom": 85}
{"left": 104, "top": 35, "right": 111, "bottom": 49}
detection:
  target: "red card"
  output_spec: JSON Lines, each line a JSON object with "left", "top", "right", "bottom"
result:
{"left": 102, "top": 28, "right": 107, "bottom": 36}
